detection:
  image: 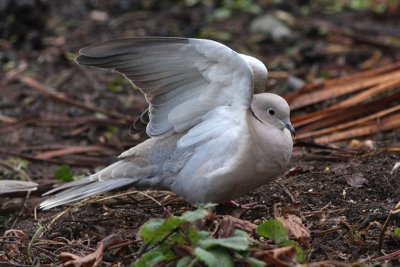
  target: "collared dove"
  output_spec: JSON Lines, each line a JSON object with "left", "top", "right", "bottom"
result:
{"left": 40, "top": 37, "right": 295, "bottom": 210}
{"left": 0, "top": 180, "right": 38, "bottom": 194}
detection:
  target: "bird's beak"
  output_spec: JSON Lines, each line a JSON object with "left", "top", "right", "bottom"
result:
{"left": 285, "top": 122, "right": 296, "bottom": 137}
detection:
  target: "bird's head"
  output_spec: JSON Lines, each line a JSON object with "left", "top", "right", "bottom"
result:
{"left": 250, "top": 93, "right": 295, "bottom": 137}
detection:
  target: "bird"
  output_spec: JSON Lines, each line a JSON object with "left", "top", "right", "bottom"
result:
{"left": 40, "top": 37, "right": 295, "bottom": 210}
{"left": 0, "top": 180, "right": 38, "bottom": 194}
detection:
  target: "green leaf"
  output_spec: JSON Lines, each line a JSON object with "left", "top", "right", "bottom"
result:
{"left": 170, "top": 232, "right": 186, "bottom": 244}
{"left": 194, "top": 247, "right": 234, "bottom": 267}
{"left": 176, "top": 256, "right": 192, "bottom": 267}
{"left": 213, "top": 8, "right": 232, "bottom": 20}
{"left": 170, "top": 225, "right": 201, "bottom": 245}
{"left": 156, "top": 242, "right": 176, "bottom": 261}
{"left": 186, "top": 226, "right": 201, "bottom": 244}
{"left": 394, "top": 227, "right": 400, "bottom": 238}
{"left": 140, "top": 217, "right": 183, "bottom": 244}
{"left": 247, "top": 256, "right": 266, "bottom": 267}
{"left": 94, "top": 112, "right": 107, "bottom": 119}
{"left": 199, "top": 236, "right": 249, "bottom": 251}
{"left": 180, "top": 207, "right": 208, "bottom": 222}
{"left": 256, "top": 219, "right": 288, "bottom": 245}
{"left": 132, "top": 250, "right": 165, "bottom": 267}
{"left": 65, "top": 52, "right": 77, "bottom": 61}
{"left": 233, "top": 229, "right": 248, "bottom": 237}
{"left": 280, "top": 240, "right": 306, "bottom": 263}
{"left": 198, "top": 230, "right": 211, "bottom": 239}
{"left": 234, "top": 230, "right": 258, "bottom": 246}
{"left": 53, "top": 165, "right": 73, "bottom": 182}
{"left": 8, "top": 157, "right": 28, "bottom": 170}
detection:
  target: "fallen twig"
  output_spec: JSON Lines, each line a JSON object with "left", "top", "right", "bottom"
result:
{"left": 371, "top": 249, "right": 400, "bottom": 263}
{"left": 378, "top": 201, "right": 400, "bottom": 250}
{"left": 295, "top": 18, "right": 400, "bottom": 53}
{"left": 0, "top": 148, "right": 110, "bottom": 167}
{"left": 17, "top": 75, "right": 133, "bottom": 123}
{"left": 289, "top": 69, "right": 400, "bottom": 110}
{"left": 35, "top": 145, "right": 117, "bottom": 160}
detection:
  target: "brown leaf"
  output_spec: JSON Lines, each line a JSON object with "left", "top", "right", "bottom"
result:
{"left": 217, "top": 215, "right": 257, "bottom": 238}
{"left": 296, "top": 103, "right": 400, "bottom": 139}
{"left": 290, "top": 70, "right": 400, "bottom": 110}
{"left": 293, "top": 89, "right": 400, "bottom": 133}
{"left": 59, "top": 234, "right": 123, "bottom": 267}
{"left": 335, "top": 78, "right": 400, "bottom": 109}
{"left": 253, "top": 246, "right": 297, "bottom": 267}
{"left": 315, "top": 113, "right": 400, "bottom": 143}
{"left": 285, "top": 61, "right": 400, "bottom": 104}
{"left": 3, "top": 229, "right": 28, "bottom": 259}
{"left": 277, "top": 215, "right": 310, "bottom": 247}
{"left": 59, "top": 252, "right": 80, "bottom": 262}
{"left": 60, "top": 243, "right": 103, "bottom": 267}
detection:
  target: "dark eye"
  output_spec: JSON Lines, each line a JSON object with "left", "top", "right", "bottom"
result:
{"left": 268, "top": 108, "right": 275, "bottom": 115}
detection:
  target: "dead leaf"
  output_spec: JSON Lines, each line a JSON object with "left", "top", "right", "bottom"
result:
{"left": 253, "top": 246, "right": 298, "bottom": 267}
{"left": 2, "top": 229, "right": 27, "bottom": 259}
{"left": 290, "top": 70, "right": 400, "bottom": 110}
{"left": 59, "top": 234, "right": 123, "bottom": 267}
{"left": 304, "top": 260, "right": 353, "bottom": 266}
{"left": 285, "top": 61, "right": 400, "bottom": 104}
{"left": 217, "top": 215, "right": 257, "bottom": 238}
{"left": 315, "top": 113, "right": 400, "bottom": 143}
{"left": 277, "top": 214, "right": 310, "bottom": 247}
{"left": 297, "top": 103, "right": 400, "bottom": 140}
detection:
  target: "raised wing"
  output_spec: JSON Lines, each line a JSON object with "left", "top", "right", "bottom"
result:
{"left": 76, "top": 37, "right": 254, "bottom": 143}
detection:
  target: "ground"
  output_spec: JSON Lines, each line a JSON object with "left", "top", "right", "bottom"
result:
{"left": 0, "top": 0, "right": 399, "bottom": 266}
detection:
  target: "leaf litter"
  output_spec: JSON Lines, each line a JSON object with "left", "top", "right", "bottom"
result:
{"left": 1, "top": 1, "right": 400, "bottom": 266}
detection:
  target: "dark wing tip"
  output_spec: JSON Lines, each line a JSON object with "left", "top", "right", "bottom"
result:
{"left": 78, "top": 37, "right": 189, "bottom": 57}
{"left": 129, "top": 109, "right": 149, "bottom": 135}
{"left": 75, "top": 37, "right": 190, "bottom": 66}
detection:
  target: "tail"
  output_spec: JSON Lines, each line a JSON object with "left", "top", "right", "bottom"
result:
{"left": 0, "top": 180, "right": 38, "bottom": 194}
{"left": 40, "top": 160, "right": 141, "bottom": 210}
{"left": 39, "top": 177, "right": 136, "bottom": 210}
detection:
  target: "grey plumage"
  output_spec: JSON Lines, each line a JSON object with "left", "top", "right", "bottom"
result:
{"left": 0, "top": 180, "right": 38, "bottom": 194}
{"left": 40, "top": 37, "right": 294, "bottom": 210}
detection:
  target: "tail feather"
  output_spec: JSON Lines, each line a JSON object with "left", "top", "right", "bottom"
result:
{"left": 42, "top": 177, "right": 93, "bottom": 196}
{"left": 40, "top": 178, "right": 137, "bottom": 210}
{"left": 0, "top": 180, "right": 38, "bottom": 194}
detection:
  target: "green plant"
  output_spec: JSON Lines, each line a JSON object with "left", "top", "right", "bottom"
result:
{"left": 394, "top": 227, "right": 400, "bottom": 238}
{"left": 53, "top": 165, "right": 74, "bottom": 182}
{"left": 7, "top": 157, "right": 29, "bottom": 171}
{"left": 132, "top": 206, "right": 305, "bottom": 266}
{"left": 0, "top": 157, "right": 30, "bottom": 181}
{"left": 256, "top": 219, "right": 306, "bottom": 263}
{"left": 213, "top": 0, "right": 261, "bottom": 20}
{"left": 185, "top": 0, "right": 261, "bottom": 21}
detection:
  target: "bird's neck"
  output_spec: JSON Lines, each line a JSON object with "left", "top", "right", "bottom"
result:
{"left": 248, "top": 112, "right": 293, "bottom": 171}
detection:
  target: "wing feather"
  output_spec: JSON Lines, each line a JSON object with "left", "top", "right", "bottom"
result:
{"left": 0, "top": 180, "right": 38, "bottom": 194}
{"left": 76, "top": 37, "right": 254, "bottom": 144}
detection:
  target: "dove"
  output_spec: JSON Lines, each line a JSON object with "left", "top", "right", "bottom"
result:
{"left": 40, "top": 37, "right": 295, "bottom": 210}
{"left": 0, "top": 180, "right": 38, "bottom": 194}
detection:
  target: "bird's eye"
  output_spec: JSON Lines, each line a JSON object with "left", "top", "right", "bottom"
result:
{"left": 268, "top": 108, "right": 275, "bottom": 115}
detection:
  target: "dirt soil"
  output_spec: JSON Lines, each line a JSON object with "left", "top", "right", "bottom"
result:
{"left": 1, "top": 0, "right": 399, "bottom": 266}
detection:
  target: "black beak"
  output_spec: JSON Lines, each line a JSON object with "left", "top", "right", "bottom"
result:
{"left": 285, "top": 123, "right": 296, "bottom": 137}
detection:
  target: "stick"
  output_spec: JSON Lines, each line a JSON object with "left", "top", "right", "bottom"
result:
{"left": 18, "top": 75, "right": 133, "bottom": 122}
